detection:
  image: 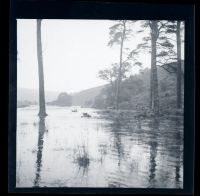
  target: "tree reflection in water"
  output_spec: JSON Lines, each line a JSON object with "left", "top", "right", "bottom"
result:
{"left": 148, "top": 117, "right": 159, "bottom": 187}
{"left": 111, "top": 117, "right": 125, "bottom": 167}
{"left": 174, "top": 118, "right": 183, "bottom": 187}
{"left": 106, "top": 114, "right": 126, "bottom": 187}
{"left": 34, "top": 118, "right": 46, "bottom": 187}
{"left": 17, "top": 107, "right": 184, "bottom": 188}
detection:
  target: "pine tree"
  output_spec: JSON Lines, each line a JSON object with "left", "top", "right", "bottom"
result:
{"left": 107, "top": 20, "right": 134, "bottom": 110}
{"left": 131, "top": 20, "right": 180, "bottom": 116}
{"left": 160, "top": 20, "right": 183, "bottom": 109}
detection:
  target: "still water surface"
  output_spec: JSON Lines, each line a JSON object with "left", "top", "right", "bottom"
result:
{"left": 17, "top": 106, "right": 183, "bottom": 188}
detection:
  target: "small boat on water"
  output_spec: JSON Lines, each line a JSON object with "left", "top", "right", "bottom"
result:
{"left": 72, "top": 109, "right": 78, "bottom": 112}
{"left": 81, "top": 112, "right": 91, "bottom": 118}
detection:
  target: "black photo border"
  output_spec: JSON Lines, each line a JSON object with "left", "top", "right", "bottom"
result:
{"left": 8, "top": 0, "right": 195, "bottom": 194}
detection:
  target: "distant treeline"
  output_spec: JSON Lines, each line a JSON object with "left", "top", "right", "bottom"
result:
{"left": 47, "top": 92, "right": 72, "bottom": 106}
{"left": 18, "top": 92, "right": 72, "bottom": 107}
{"left": 17, "top": 100, "right": 38, "bottom": 108}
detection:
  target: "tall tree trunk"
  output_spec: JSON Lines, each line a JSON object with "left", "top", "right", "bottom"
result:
{"left": 150, "top": 64, "right": 153, "bottom": 109}
{"left": 37, "top": 19, "right": 47, "bottom": 118}
{"left": 115, "top": 21, "right": 126, "bottom": 110}
{"left": 176, "top": 21, "right": 182, "bottom": 109}
{"left": 150, "top": 21, "right": 159, "bottom": 116}
{"left": 113, "top": 79, "right": 117, "bottom": 107}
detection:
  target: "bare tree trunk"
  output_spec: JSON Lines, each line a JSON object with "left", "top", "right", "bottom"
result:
{"left": 115, "top": 21, "right": 126, "bottom": 110}
{"left": 113, "top": 79, "right": 117, "bottom": 107}
{"left": 37, "top": 19, "right": 47, "bottom": 118}
{"left": 150, "top": 63, "right": 153, "bottom": 109}
{"left": 150, "top": 21, "right": 159, "bottom": 116}
{"left": 110, "top": 81, "right": 115, "bottom": 107}
{"left": 176, "top": 21, "right": 182, "bottom": 109}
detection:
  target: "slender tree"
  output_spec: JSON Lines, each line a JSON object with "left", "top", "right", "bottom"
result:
{"left": 98, "top": 62, "right": 132, "bottom": 105}
{"left": 37, "top": 19, "right": 47, "bottom": 118}
{"left": 159, "top": 20, "right": 184, "bottom": 109}
{"left": 108, "top": 20, "right": 134, "bottom": 110}
{"left": 176, "top": 21, "right": 182, "bottom": 109}
{"left": 150, "top": 21, "right": 159, "bottom": 115}
{"left": 98, "top": 63, "right": 118, "bottom": 90}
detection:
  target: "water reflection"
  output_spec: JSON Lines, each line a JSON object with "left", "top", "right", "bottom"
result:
{"left": 106, "top": 115, "right": 127, "bottom": 187}
{"left": 148, "top": 118, "right": 159, "bottom": 187}
{"left": 137, "top": 119, "right": 142, "bottom": 129}
{"left": 111, "top": 118, "right": 124, "bottom": 167}
{"left": 34, "top": 118, "right": 46, "bottom": 187}
{"left": 174, "top": 118, "right": 183, "bottom": 187}
{"left": 17, "top": 107, "right": 183, "bottom": 188}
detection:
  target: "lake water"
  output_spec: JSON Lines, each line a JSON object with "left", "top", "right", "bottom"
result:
{"left": 16, "top": 106, "right": 183, "bottom": 188}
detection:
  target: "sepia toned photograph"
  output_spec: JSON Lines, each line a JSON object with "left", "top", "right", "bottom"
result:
{"left": 16, "top": 19, "right": 185, "bottom": 188}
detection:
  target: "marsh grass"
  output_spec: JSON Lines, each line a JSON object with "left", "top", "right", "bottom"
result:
{"left": 73, "top": 144, "right": 90, "bottom": 168}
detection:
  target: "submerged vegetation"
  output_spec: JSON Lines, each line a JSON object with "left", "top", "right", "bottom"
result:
{"left": 73, "top": 144, "right": 90, "bottom": 168}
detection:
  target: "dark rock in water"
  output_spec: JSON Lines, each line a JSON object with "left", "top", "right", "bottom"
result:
{"left": 82, "top": 113, "right": 91, "bottom": 118}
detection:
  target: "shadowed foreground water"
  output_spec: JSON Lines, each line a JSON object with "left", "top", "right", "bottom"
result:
{"left": 17, "top": 106, "right": 183, "bottom": 188}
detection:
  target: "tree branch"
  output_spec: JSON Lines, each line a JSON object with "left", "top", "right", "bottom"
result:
{"left": 158, "top": 21, "right": 168, "bottom": 32}
{"left": 157, "top": 64, "right": 176, "bottom": 73}
{"left": 148, "top": 20, "right": 152, "bottom": 29}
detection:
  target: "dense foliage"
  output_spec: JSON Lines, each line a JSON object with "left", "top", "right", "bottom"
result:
{"left": 93, "top": 66, "right": 184, "bottom": 114}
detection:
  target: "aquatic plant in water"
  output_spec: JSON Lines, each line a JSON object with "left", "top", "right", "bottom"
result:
{"left": 73, "top": 144, "right": 90, "bottom": 168}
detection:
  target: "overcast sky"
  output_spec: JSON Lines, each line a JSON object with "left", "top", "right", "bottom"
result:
{"left": 17, "top": 19, "right": 184, "bottom": 93}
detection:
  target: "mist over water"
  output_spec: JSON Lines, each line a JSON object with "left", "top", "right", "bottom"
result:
{"left": 17, "top": 106, "right": 183, "bottom": 188}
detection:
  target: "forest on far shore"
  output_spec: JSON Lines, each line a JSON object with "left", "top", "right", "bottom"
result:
{"left": 92, "top": 64, "right": 184, "bottom": 116}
